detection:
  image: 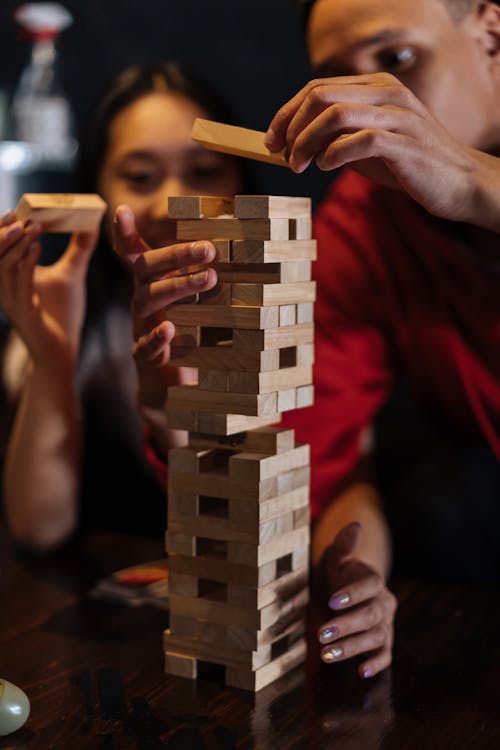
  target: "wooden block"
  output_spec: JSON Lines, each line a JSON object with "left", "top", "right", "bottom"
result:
{"left": 169, "top": 447, "right": 226, "bottom": 474}
{"left": 168, "top": 303, "right": 279, "bottom": 330}
{"left": 191, "top": 118, "right": 289, "bottom": 167}
{"left": 277, "top": 388, "right": 296, "bottom": 412}
{"left": 231, "top": 281, "right": 316, "bottom": 307}
{"left": 164, "top": 651, "right": 197, "bottom": 679}
{"left": 289, "top": 216, "right": 312, "bottom": 240}
{"left": 277, "top": 465, "right": 310, "bottom": 493}
{"left": 293, "top": 505, "right": 311, "bottom": 529}
{"left": 167, "top": 409, "right": 280, "bottom": 436}
{"left": 232, "top": 239, "right": 317, "bottom": 263}
{"left": 168, "top": 493, "right": 199, "bottom": 517}
{"left": 170, "top": 345, "right": 280, "bottom": 372}
{"left": 225, "top": 637, "right": 306, "bottom": 691}
{"left": 168, "top": 615, "right": 227, "bottom": 644}
{"left": 212, "top": 240, "right": 232, "bottom": 261}
{"left": 279, "top": 305, "right": 296, "bottom": 327}
{"left": 229, "top": 444, "right": 309, "bottom": 482}
{"left": 296, "top": 384, "right": 314, "bottom": 408}
{"left": 228, "top": 486, "right": 309, "bottom": 526}
{"left": 166, "top": 532, "right": 196, "bottom": 556}
{"left": 296, "top": 342, "right": 315, "bottom": 366}
{"left": 226, "top": 567, "right": 309, "bottom": 610}
{"left": 176, "top": 217, "right": 289, "bottom": 242}
{"left": 169, "top": 468, "right": 278, "bottom": 503}
{"left": 199, "top": 282, "right": 232, "bottom": 306}
{"left": 169, "top": 572, "right": 199, "bottom": 596}
{"left": 234, "top": 195, "right": 311, "bottom": 219}
{"left": 16, "top": 193, "right": 107, "bottom": 232}
{"left": 168, "top": 195, "right": 234, "bottom": 218}
{"left": 198, "top": 369, "right": 230, "bottom": 392}
{"left": 213, "top": 260, "right": 311, "bottom": 284}
{"left": 226, "top": 619, "right": 304, "bottom": 653}
{"left": 169, "top": 553, "right": 277, "bottom": 587}
{"left": 233, "top": 323, "right": 314, "bottom": 352}
{"left": 164, "top": 630, "right": 273, "bottom": 671}
{"left": 168, "top": 384, "right": 278, "bottom": 417}
{"left": 227, "top": 365, "right": 312, "bottom": 395}
{"left": 188, "top": 426, "right": 295, "bottom": 455}
{"left": 227, "top": 527, "right": 310, "bottom": 567}
{"left": 297, "top": 302, "right": 314, "bottom": 324}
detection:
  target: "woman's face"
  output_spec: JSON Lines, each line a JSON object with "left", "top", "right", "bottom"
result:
{"left": 98, "top": 92, "right": 243, "bottom": 259}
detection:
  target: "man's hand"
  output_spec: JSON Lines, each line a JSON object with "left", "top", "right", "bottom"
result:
{"left": 265, "top": 73, "right": 490, "bottom": 226}
{"left": 316, "top": 521, "right": 397, "bottom": 679}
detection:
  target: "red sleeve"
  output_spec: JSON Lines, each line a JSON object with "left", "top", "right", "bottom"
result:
{"left": 281, "top": 171, "right": 395, "bottom": 519}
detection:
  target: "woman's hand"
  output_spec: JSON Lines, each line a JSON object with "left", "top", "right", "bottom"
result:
{"left": 113, "top": 204, "right": 217, "bottom": 414}
{"left": 265, "top": 73, "right": 494, "bottom": 226}
{"left": 316, "top": 521, "right": 397, "bottom": 679}
{"left": 0, "top": 210, "right": 98, "bottom": 366}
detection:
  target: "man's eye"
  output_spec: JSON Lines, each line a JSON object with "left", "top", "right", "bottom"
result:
{"left": 378, "top": 47, "right": 417, "bottom": 72}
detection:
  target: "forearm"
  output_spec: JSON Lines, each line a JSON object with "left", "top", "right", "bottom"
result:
{"left": 312, "top": 482, "right": 392, "bottom": 580}
{"left": 3, "top": 357, "right": 81, "bottom": 550}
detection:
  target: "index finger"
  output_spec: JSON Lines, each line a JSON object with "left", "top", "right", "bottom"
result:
{"left": 265, "top": 82, "right": 314, "bottom": 152}
{"left": 134, "top": 240, "right": 216, "bottom": 284}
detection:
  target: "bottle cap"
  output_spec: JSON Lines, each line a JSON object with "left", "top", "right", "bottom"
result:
{"left": 14, "top": 3, "right": 73, "bottom": 35}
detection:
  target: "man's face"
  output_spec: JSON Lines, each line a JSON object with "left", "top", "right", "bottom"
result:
{"left": 307, "top": 0, "right": 499, "bottom": 150}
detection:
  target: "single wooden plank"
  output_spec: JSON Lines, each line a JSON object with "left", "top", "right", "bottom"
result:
{"left": 228, "top": 486, "right": 310, "bottom": 525}
{"left": 278, "top": 388, "right": 297, "bottom": 412}
{"left": 164, "top": 651, "right": 198, "bottom": 679}
{"left": 234, "top": 195, "right": 311, "bottom": 219}
{"left": 170, "top": 345, "right": 280, "bottom": 372}
{"left": 213, "top": 260, "right": 312, "bottom": 284}
{"left": 188, "top": 425, "right": 296, "bottom": 456}
{"left": 297, "top": 302, "right": 314, "bottom": 324}
{"left": 233, "top": 323, "right": 314, "bottom": 351}
{"left": 289, "top": 216, "right": 312, "bottom": 240}
{"left": 168, "top": 303, "right": 279, "bottom": 330}
{"left": 177, "top": 217, "right": 289, "bottom": 242}
{"left": 167, "top": 409, "right": 280, "bottom": 436}
{"left": 169, "top": 468, "right": 278, "bottom": 502}
{"left": 227, "top": 365, "right": 312, "bottom": 395}
{"left": 16, "top": 193, "right": 107, "bottom": 232}
{"left": 232, "top": 239, "right": 317, "bottom": 263}
{"left": 225, "top": 638, "right": 306, "bottom": 691}
{"left": 231, "top": 281, "right": 316, "bottom": 307}
{"left": 168, "top": 195, "right": 234, "bottom": 218}
{"left": 279, "top": 305, "right": 296, "bottom": 327}
{"left": 164, "top": 630, "right": 272, "bottom": 671}
{"left": 199, "top": 282, "right": 232, "bottom": 306}
{"left": 168, "top": 384, "right": 278, "bottom": 417}
{"left": 228, "top": 445, "right": 309, "bottom": 482}
{"left": 296, "top": 384, "right": 314, "bottom": 408}
{"left": 192, "top": 118, "right": 289, "bottom": 167}
{"left": 168, "top": 553, "right": 277, "bottom": 587}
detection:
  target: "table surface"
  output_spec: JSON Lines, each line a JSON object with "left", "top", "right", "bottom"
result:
{"left": 1, "top": 525, "right": 500, "bottom": 750}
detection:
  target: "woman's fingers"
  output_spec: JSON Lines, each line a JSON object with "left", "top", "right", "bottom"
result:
{"left": 113, "top": 204, "right": 150, "bottom": 262}
{"left": 320, "top": 623, "right": 389, "bottom": 664}
{"left": 133, "top": 267, "right": 217, "bottom": 322}
{"left": 0, "top": 222, "right": 41, "bottom": 260}
{"left": 358, "top": 645, "right": 394, "bottom": 680}
{"left": 133, "top": 321, "right": 176, "bottom": 368}
{"left": 134, "top": 240, "right": 216, "bottom": 283}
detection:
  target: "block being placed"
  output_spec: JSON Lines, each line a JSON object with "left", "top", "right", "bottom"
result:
{"left": 16, "top": 193, "right": 107, "bottom": 232}
{"left": 191, "top": 118, "right": 289, "bottom": 167}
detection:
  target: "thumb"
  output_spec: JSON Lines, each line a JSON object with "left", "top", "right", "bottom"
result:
{"left": 113, "top": 204, "right": 150, "bottom": 262}
{"left": 330, "top": 521, "right": 362, "bottom": 564}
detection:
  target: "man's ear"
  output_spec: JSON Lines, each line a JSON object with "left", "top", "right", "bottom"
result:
{"left": 477, "top": 2, "right": 500, "bottom": 62}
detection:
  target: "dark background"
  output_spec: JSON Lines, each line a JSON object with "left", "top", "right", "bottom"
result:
{"left": 0, "top": 0, "right": 332, "bottom": 206}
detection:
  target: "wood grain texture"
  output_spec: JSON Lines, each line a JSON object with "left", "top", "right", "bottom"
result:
{"left": 192, "top": 118, "right": 289, "bottom": 167}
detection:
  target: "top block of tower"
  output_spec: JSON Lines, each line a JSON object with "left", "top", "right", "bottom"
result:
{"left": 191, "top": 118, "right": 289, "bottom": 168}
{"left": 168, "top": 195, "right": 234, "bottom": 219}
{"left": 234, "top": 195, "right": 311, "bottom": 219}
{"left": 16, "top": 193, "right": 107, "bottom": 233}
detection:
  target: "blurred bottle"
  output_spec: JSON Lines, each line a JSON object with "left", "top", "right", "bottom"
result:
{"left": 10, "top": 2, "right": 77, "bottom": 166}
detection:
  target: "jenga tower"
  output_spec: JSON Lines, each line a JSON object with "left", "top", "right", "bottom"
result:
{"left": 163, "top": 195, "right": 316, "bottom": 691}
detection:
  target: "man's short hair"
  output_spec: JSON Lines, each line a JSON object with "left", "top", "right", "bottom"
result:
{"left": 297, "top": 0, "right": 477, "bottom": 30}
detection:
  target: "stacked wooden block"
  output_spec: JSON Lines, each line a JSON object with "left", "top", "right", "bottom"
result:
{"left": 164, "top": 194, "right": 316, "bottom": 691}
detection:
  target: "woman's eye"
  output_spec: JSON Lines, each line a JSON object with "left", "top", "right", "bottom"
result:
{"left": 123, "top": 172, "right": 155, "bottom": 184}
{"left": 378, "top": 47, "right": 417, "bottom": 72}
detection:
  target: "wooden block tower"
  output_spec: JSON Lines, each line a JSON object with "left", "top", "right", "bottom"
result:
{"left": 163, "top": 194, "right": 316, "bottom": 691}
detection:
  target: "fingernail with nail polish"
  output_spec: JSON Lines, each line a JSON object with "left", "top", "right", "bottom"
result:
{"left": 329, "top": 593, "right": 351, "bottom": 610}
{"left": 318, "top": 626, "right": 338, "bottom": 644}
{"left": 362, "top": 667, "right": 374, "bottom": 679}
{"left": 322, "top": 647, "right": 343, "bottom": 663}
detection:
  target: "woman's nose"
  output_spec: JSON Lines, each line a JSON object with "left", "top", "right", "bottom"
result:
{"left": 150, "top": 177, "right": 191, "bottom": 220}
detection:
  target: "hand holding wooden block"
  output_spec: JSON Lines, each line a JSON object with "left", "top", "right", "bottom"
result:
{"left": 16, "top": 193, "right": 107, "bottom": 233}
{"left": 191, "top": 118, "right": 289, "bottom": 167}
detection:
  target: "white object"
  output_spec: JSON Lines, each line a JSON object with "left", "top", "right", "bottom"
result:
{"left": 0, "top": 678, "right": 30, "bottom": 736}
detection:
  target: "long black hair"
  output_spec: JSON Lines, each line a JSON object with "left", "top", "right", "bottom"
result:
{"left": 78, "top": 62, "right": 253, "bottom": 330}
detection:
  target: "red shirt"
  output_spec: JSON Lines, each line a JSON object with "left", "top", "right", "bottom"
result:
{"left": 282, "top": 169, "right": 500, "bottom": 519}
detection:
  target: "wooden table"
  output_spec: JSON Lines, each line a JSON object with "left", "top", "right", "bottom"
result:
{"left": 1, "top": 524, "right": 500, "bottom": 749}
